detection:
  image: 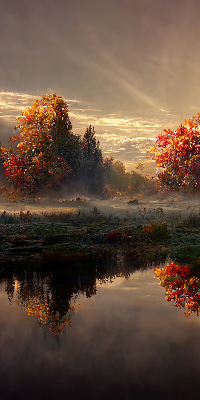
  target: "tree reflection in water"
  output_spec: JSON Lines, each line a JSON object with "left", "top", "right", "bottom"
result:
{"left": 155, "top": 262, "right": 200, "bottom": 316}
{"left": 0, "top": 258, "right": 140, "bottom": 335}
{"left": 2, "top": 270, "right": 97, "bottom": 335}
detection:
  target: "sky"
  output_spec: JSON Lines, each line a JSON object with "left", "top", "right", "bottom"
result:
{"left": 1, "top": 0, "right": 200, "bottom": 172}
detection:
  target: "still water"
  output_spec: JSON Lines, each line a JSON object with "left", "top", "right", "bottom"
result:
{"left": 1, "top": 263, "right": 200, "bottom": 400}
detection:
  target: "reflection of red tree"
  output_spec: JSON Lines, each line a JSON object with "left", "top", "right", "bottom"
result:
{"left": 1, "top": 271, "right": 97, "bottom": 335}
{"left": 18, "top": 295, "right": 74, "bottom": 335}
{"left": 14, "top": 275, "right": 73, "bottom": 335}
{"left": 1, "top": 263, "right": 134, "bottom": 334}
{"left": 16, "top": 274, "right": 91, "bottom": 335}
{"left": 155, "top": 262, "right": 200, "bottom": 316}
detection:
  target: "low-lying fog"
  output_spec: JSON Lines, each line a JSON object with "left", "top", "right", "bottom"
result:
{"left": 1, "top": 195, "right": 200, "bottom": 224}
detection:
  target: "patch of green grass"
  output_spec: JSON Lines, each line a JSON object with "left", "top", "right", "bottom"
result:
{"left": 178, "top": 214, "right": 200, "bottom": 228}
{"left": 1, "top": 209, "right": 200, "bottom": 271}
{"left": 171, "top": 244, "right": 200, "bottom": 268}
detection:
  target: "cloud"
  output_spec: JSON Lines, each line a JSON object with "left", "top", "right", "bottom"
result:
{"left": 0, "top": 91, "right": 38, "bottom": 116}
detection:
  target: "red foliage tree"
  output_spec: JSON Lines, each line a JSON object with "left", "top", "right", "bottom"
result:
{"left": 148, "top": 117, "right": 200, "bottom": 191}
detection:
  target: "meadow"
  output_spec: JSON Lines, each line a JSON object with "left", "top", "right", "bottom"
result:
{"left": 1, "top": 194, "right": 200, "bottom": 271}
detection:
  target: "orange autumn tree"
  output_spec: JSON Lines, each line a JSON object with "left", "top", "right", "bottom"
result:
{"left": 2, "top": 130, "right": 70, "bottom": 198}
{"left": 148, "top": 115, "right": 200, "bottom": 191}
{"left": 0, "top": 94, "right": 76, "bottom": 198}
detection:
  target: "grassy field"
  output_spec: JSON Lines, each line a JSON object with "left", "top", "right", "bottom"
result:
{"left": 0, "top": 195, "right": 200, "bottom": 271}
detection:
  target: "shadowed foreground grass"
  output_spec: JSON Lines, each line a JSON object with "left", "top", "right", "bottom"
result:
{"left": 1, "top": 204, "right": 200, "bottom": 271}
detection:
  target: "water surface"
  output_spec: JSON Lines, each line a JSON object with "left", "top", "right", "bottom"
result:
{"left": 1, "top": 264, "right": 200, "bottom": 400}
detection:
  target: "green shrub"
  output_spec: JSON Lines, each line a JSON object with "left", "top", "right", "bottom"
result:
{"left": 142, "top": 221, "right": 169, "bottom": 241}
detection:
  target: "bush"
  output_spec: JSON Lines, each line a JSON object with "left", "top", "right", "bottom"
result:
{"left": 142, "top": 221, "right": 169, "bottom": 241}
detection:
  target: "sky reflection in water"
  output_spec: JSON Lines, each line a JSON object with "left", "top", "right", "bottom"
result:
{"left": 1, "top": 265, "right": 200, "bottom": 400}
